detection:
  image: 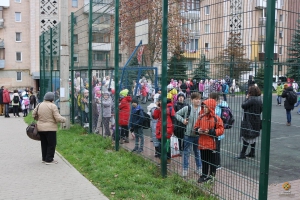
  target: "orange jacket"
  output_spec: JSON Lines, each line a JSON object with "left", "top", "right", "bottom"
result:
{"left": 194, "top": 99, "right": 224, "bottom": 150}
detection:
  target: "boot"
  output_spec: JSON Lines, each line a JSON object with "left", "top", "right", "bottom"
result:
{"left": 236, "top": 152, "right": 246, "bottom": 159}
{"left": 246, "top": 146, "right": 255, "bottom": 157}
{"left": 154, "top": 147, "right": 160, "bottom": 157}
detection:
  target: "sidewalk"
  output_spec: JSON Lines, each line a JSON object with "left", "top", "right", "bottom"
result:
{"left": 0, "top": 116, "right": 108, "bottom": 200}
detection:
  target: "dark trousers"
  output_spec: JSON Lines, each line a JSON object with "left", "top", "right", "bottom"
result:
{"left": 120, "top": 125, "right": 129, "bottom": 139}
{"left": 4, "top": 104, "right": 9, "bottom": 116}
{"left": 157, "top": 139, "right": 171, "bottom": 159}
{"left": 13, "top": 105, "right": 19, "bottom": 116}
{"left": 201, "top": 149, "right": 217, "bottom": 177}
{"left": 39, "top": 131, "right": 57, "bottom": 162}
{"left": 102, "top": 117, "right": 111, "bottom": 136}
{"left": 216, "top": 140, "right": 221, "bottom": 166}
{"left": 223, "top": 94, "right": 227, "bottom": 101}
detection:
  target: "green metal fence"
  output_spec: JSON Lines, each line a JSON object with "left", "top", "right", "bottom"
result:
{"left": 39, "top": 0, "right": 300, "bottom": 199}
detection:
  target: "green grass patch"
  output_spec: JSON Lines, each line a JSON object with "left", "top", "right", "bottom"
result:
{"left": 24, "top": 114, "right": 215, "bottom": 200}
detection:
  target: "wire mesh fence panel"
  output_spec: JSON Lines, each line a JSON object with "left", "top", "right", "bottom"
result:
{"left": 38, "top": 0, "right": 300, "bottom": 199}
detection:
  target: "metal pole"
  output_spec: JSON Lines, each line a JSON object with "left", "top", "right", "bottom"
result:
{"left": 114, "top": 0, "right": 120, "bottom": 151}
{"left": 60, "top": 0, "right": 70, "bottom": 129}
{"left": 50, "top": 28, "right": 53, "bottom": 92}
{"left": 254, "top": 57, "right": 257, "bottom": 78}
{"left": 71, "top": 12, "right": 75, "bottom": 124}
{"left": 259, "top": 0, "right": 276, "bottom": 199}
{"left": 88, "top": 0, "right": 93, "bottom": 133}
{"left": 161, "top": 0, "right": 168, "bottom": 177}
{"left": 42, "top": 33, "right": 46, "bottom": 100}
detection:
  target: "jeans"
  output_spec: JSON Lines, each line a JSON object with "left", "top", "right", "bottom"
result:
{"left": 183, "top": 135, "right": 202, "bottom": 170}
{"left": 223, "top": 94, "right": 227, "bottom": 102}
{"left": 294, "top": 100, "right": 300, "bottom": 113}
{"left": 277, "top": 96, "right": 282, "bottom": 105}
{"left": 134, "top": 127, "right": 144, "bottom": 149}
{"left": 4, "top": 104, "right": 9, "bottom": 116}
{"left": 286, "top": 109, "right": 291, "bottom": 123}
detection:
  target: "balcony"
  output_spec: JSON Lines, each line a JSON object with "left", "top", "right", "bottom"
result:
{"left": 259, "top": 18, "right": 277, "bottom": 27}
{"left": 183, "top": 50, "right": 200, "bottom": 59}
{"left": 258, "top": 53, "right": 278, "bottom": 61}
{"left": 0, "top": 19, "right": 3, "bottom": 28}
{"left": 256, "top": 0, "right": 283, "bottom": 9}
{"left": 92, "top": 24, "right": 110, "bottom": 33}
{"left": 0, "top": 0, "right": 10, "bottom": 7}
{"left": 0, "top": 60, "right": 4, "bottom": 69}
{"left": 0, "top": 40, "right": 4, "bottom": 48}
{"left": 92, "top": 43, "right": 111, "bottom": 51}
{"left": 84, "top": 0, "right": 114, "bottom": 15}
{"left": 181, "top": 10, "right": 200, "bottom": 20}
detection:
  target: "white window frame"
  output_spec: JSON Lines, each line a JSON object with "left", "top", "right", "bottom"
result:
{"left": 15, "top": 12, "right": 21, "bottom": 22}
{"left": 16, "top": 52, "right": 22, "bottom": 62}
{"left": 17, "top": 72, "right": 22, "bottom": 81}
{"left": 73, "top": 54, "right": 79, "bottom": 62}
{"left": 72, "top": 0, "right": 78, "bottom": 8}
{"left": 204, "top": 5, "right": 210, "bottom": 15}
{"left": 279, "top": 14, "right": 283, "bottom": 22}
{"left": 16, "top": 32, "right": 22, "bottom": 42}
{"left": 205, "top": 24, "right": 210, "bottom": 33}
{"left": 15, "top": 0, "right": 21, "bottom": 3}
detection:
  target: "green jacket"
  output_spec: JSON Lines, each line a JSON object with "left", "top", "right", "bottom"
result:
{"left": 276, "top": 85, "right": 283, "bottom": 96}
{"left": 175, "top": 105, "right": 201, "bottom": 137}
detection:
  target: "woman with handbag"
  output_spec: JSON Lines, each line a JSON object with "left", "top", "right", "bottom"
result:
{"left": 237, "top": 86, "right": 263, "bottom": 159}
{"left": 32, "top": 92, "right": 66, "bottom": 165}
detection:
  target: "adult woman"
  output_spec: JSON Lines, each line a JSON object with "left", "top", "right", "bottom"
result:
{"left": 281, "top": 83, "right": 295, "bottom": 126}
{"left": 237, "top": 86, "right": 262, "bottom": 159}
{"left": 32, "top": 92, "right": 66, "bottom": 165}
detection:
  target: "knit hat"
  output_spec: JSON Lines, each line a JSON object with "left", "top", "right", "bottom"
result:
{"left": 131, "top": 98, "right": 139, "bottom": 104}
{"left": 177, "top": 92, "right": 186, "bottom": 100}
{"left": 167, "top": 93, "right": 173, "bottom": 99}
{"left": 44, "top": 92, "right": 55, "bottom": 101}
{"left": 120, "top": 89, "right": 129, "bottom": 97}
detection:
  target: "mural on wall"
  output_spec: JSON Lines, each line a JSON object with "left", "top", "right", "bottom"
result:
{"left": 40, "top": 0, "right": 58, "bottom": 33}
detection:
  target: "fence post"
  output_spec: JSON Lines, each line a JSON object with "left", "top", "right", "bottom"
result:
{"left": 50, "top": 28, "right": 53, "bottom": 92}
{"left": 71, "top": 12, "right": 75, "bottom": 124}
{"left": 161, "top": 0, "right": 168, "bottom": 177}
{"left": 42, "top": 33, "right": 46, "bottom": 100}
{"left": 88, "top": 0, "right": 93, "bottom": 133}
{"left": 259, "top": 0, "right": 276, "bottom": 199}
{"left": 114, "top": 0, "right": 120, "bottom": 151}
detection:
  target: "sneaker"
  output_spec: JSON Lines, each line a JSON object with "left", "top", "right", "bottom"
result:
{"left": 194, "top": 168, "right": 202, "bottom": 175}
{"left": 198, "top": 175, "right": 207, "bottom": 183}
{"left": 216, "top": 165, "right": 222, "bottom": 170}
{"left": 45, "top": 160, "right": 58, "bottom": 165}
{"left": 132, "top": 147, "right": 139, "bottom": 152}
{"left": 286, "top": 123, "right": 291, "bottom": 126}
{"left": 137, "top": 148, "right": 143, "bottom": 153}
{"left": 182, "top": 170, "right": 188, "bottom": 177}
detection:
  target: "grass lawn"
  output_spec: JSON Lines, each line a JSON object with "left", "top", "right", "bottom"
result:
{"left": 25, "top": 112, "right": 215, "bottom": 200}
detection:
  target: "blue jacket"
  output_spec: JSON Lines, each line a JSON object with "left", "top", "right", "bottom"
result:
{"left": 129, "top": 105, "right": 144, "bottom": 129}
{"left": 215, "top": 100, "right": 229, "bottom": 140}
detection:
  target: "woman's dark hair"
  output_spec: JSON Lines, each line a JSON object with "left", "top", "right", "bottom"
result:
{"left": 14, "top": 89, "right": 18, "bottom": 93}
{"left": 248, "top": 86, "right": 261, "bottom": 96}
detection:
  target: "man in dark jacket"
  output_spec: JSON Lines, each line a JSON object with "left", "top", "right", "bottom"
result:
{"left": 0, "top": 86, "right": 4, "bottom": 116}
{"left": 281, "top": 84, "right": 295, "bottom": 126}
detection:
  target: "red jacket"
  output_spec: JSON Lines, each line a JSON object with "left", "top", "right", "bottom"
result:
{"left": 194, "top": 99, "right": 224, "bottom": 150}
{"left": 118, "top": 96, "right": 132, "bottom": 126}
{"left": 152, "top": 102, "right": 175, "bottom": 139}
{"left": 2, "top": 89, "right": 10, "bottom": 104}
{"left": 141, "top": 85, "right": 147, "bottom": 97}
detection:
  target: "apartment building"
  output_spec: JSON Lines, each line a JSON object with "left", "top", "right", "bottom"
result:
{"left": 0, "top": 0, "right": 84, "bottom": 91}
{"left": 181, "top": 0, "right": 298, "bottom": 80}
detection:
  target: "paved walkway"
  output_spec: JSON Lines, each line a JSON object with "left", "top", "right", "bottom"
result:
{"left": 0, "top": 116, "right": 108, "bottom": 200}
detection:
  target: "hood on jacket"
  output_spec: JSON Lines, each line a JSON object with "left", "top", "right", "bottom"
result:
{"left": 201, "top": 99, "right": 216, "bottom": 116}
{"left": 123, "top": 95, "right": 132, "bottom": 102}
{"left": 217, "top": 100, "right": 228, "bottom": 108}
{"left": 286, "top": 86, "right": 294, "bottom": 91}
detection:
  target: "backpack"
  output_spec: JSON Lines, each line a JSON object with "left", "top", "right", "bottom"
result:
{"left": 219, "top": 106, "right": 235, "bottom": 129}
{"left": 13, "top": 96, "right": 19, "bottom": 104}
{"left": 287, "top": 91, "right": 297, "bottom": 105}
{"left": 140, "top": 109, "right": 150, "bottom": 129}
{"left": 30, "top": 95, "right": 36, "bottom": 104}
{"left": 24, "top": 99, "right": 30, "bottom": 106}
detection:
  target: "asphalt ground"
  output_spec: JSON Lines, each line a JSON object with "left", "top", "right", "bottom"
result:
{"left": 139, "top": 93, "right": 300, "bottom": 185}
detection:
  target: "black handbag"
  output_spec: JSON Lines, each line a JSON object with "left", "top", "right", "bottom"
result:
{"left": 26, "top": 104, "right": 41, "bottom": 141}
{"left": 240, "top": 115, "right": 259, "bottom": 139}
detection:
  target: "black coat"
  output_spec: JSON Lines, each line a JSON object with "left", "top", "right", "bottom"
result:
{"left": 174, "top": 102, "right": 187, "bottom": 139}
{"left": 281, "top": 87, "right": 295, "bottom": 110}
{"left": 180, "top": 83, "right": 187, "bottom": 93}
{"left": 241, "top": 96, "right": 263, "bottom": 134}
{"left": 0, "top": 89, "right": 3, "bottom": 104}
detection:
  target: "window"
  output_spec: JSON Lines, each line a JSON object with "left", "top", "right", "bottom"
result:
{"left": 92, "top": 33, "right": 110, "bottom": 43}
{"left": 16, "top": 52, "right": 22, "bottom": 61}
{"left": 15, "top": 12, "right": 21, "bottom": 22}
{"left": 205, "top": 43, "right": 209, "bottom": 51}
{"left": 74, "top": 16, "right": 77, "bottom": 25}
{"left": 279, "top": 14, "right": 283, "bottom": 22}
{"left": 119, "top": 54, "right": 122, "bottom": 62}
{"left": 94, "top": 52, "right": 109, "bottom": 61}
{"left": 187, "top": 60, "right": 193, "bottom": 70}
{"left": 279, "top": 30, "right": 283, "bottom": 38}
{"left": 72, "top": 0, "right": 78, "bottom": 7}
{"left": 279, "top": 47, "right": 282, "bottom": 55}
{"left": 17, "top": 72, "right": 22, "bottom": 81}
{"left": 73, "top": 34, "right": 78, "bottom": 44}
{"left": 278, "top": 65, "right": 282, "bottom": 71}
{"left": 204, "top": 6, "right": 210, "bottom": 15}
{"left": 16, "top": 32, "right": 21, "bottom": 42}
{"left": 73, "top": 54, "right": 79, "bottom": 62}
{"left": 205, "top": 24, "right": 210, "bottom": 33}
{"left": 15, "top": 0, "right": 21, "bottom": 3}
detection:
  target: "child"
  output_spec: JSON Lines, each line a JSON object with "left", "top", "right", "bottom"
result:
{"left": 11, "top": 89, "right": 21, "bottom": 117}
{"left": 102, "top": 91, "right": 113, "bottom": 137}
{"left": 194, "top": 99, "right": 224, "bottom": 183}
{"left": 129, "top": 98, "right": 144, "bottom": 153}
{"left": 147, "top": 102, "right": 159, "bottom": 157}
{"left": 81, "top": 89, "right": 89, "bottom": 127}
{"left": 22, "top": 97, "right": 30, "bottom": 117}
{"left": 276, "top": 82, "right": 283, "bottom": 106}
{"left": 119, "top": 89, "right": 132, "bottom": 143}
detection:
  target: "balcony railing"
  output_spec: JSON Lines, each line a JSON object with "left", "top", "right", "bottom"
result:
{"left": 259, "top": 18, "right": 277, "bottom": 27}
{"left": 92, "top": 43, "right": 111, "bottom": 51}
{"left": 256, "top": 0, "right": 283, "bottom": 9}
{"left": 84, "top": 0, "right": 114, "bottom": 15}
{"left": 0, "top": 60, "right": 5, "bottom": 69}
{"left": 181, "top": 10, "right": 200, "bottom": 20}
{"left": 258, "top": 53, "right": 278, "bottom": 61}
